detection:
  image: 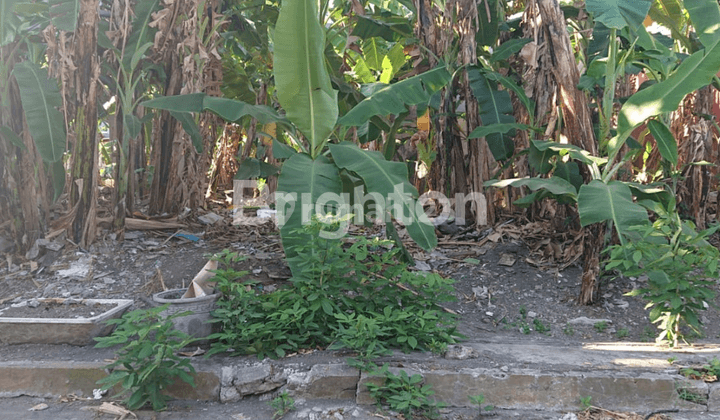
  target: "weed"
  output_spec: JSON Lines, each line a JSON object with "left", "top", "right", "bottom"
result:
{"left": 667, "top": 357, "right": 677, "bottom": 364}
{"left": 563, "top": 324, "right": 575, "bottom": 336}
{"left": 269, "top": 391, "right": 295, "bottom": 419}
{"left": 680, "top": 358, "right": 720, "bottom": 381}
{"left": 209, "top": 217, "right": 461, "bottom": 359}
{"left": 605, "top": 206, "right": 720, "bottom": 346}
{"left": 579, "top": 396, "right": 592, "bottom": 410}
{"left": 593, "top": 321, "right": 608, "bottom": 333}
{"left": 676, "top": 383, "right": 707, "bottom": 404}
{"left": 641, "top": 326, "right": 655, "bottom": 342}
{"left": 469, "top": 394, "right": 494, "bottom": 416}
{"left": 519, "top": 306, "right": 527, "bottom": 319}
{"left": 520, "top": 324, "right": 531, "bottom": 335}
{"left": 533, "top": 319, "right": 551, "bottom": 335}
{"left": 616, "top": 327, "right": 629, "bottom": 339}
{"left": 94, "top": 305, "right": 197, "bottom": 411}
{"left": 365, "top": 363, "right": 445, "bottom": 419}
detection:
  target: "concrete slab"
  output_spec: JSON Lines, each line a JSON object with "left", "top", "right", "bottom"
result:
{"left": 0, "top": 339, "right": 718, "bottom": 415}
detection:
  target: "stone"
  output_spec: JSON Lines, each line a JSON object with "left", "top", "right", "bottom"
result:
{"left": 220, "top": 385, "right": 241, "bottom": 403}
{"left": 709, "top": 383, "right": 720, "bottom": 412}
{"left": 560, "top": 414, "right": 578, "bottom": 420}
{"left": 567, "top": 317, "right": 612, "bottom": 326}
{"left": 233, "top": 363, "right": 285, "bottom": 397}
{"left": 199, "top": 212, "right": 223, "bottom": 225}
{"left": 414, "top": 261, "right": 431, "bottom": 271}
{"left": 444, "top": 345, "right": 479, "bottom": 360}
{"left": 287, "top": 364, "right": 359, "bottom": 400}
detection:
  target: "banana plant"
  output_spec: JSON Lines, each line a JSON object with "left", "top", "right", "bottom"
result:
{"left": 487, "top": 0, "right": 720, "bottom": 245}
{"left": 144, "top": 0, "right": 439, "bottom": 276}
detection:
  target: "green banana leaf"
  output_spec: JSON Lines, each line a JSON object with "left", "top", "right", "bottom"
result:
{"left": 0, "top": 126, "right": 25, "bottom": 151}
{"left": 50, "top": 159, "right": 65, "bottom": 201}
{"left": 122, "top": 0, "right": 160, "bottom": 71}
{"left": 1, "top": 0, "right": 21, "bottom": 47}
{"left": 234, "top": 158, "right": 279, "bottom": 180}
{"left": 351, "top": 15, "right": 413, "bottom": 42}
{"left": 379, "top": 42, "right": 405, "bottom": 84}
{"left": 585, "top": 0, "right": 651, "bottom": 29}
{"left": 274, "top": 0, "right": 337, "bottom": 157}
{"left": 476, "top": 0, "right": 500, "bottom": 47}
{"left": 328, "top": 141, "right": 437, "bottom": 251}
{"left": 648, "top": 0, "right": 690, "bottom": 50}
{"left": 485, "top": 177, "right": 578, "bottom": 200}
{"left": 364, "top": 37, "right": 384, "bottom": 71}
{"left": 685, "top": 0, "right": 720, "bottom": 47}
{"left": 338, "top": 66, "right": 452, "bottom": 126}
{"left": 614, "top": 36, "right": 720, "bottom": 153}
{"left": 49, "top": 0, "right": 79, "bottom": 32}
{"left": 272, "top": 138, "right": 297, "bottom": 160}
{"left": 169, "top": 111, "right": 202, "bottom": 153}
{"left": 490, "top": 39, "right": 531, "bottom": 63}
{"left": 646, "top": 119, "right": 677, "bottom": 166}
{"left": 142, "top": 93, "right": 291, "bottom": 128}
{"left": 468, "top": 68, "right": 516, "bottom": 161}
{"left": 578, "top": 180, "right": 649, "bottom": 242}
{"left": 12, "top": 61, "right": 66, "bottom": 163}
{"left": 277, "top": 153, "right": 343, "bottom": 272}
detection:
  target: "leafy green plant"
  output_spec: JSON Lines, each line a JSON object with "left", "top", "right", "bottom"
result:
{"left": 676, "top": 383, "right": 707, "bottom": 404}
{"left": 605, "top": 199, "right": 720, "bottom": 346}
{"left": 616, "top": 328, "right": 629, "bottom": 339}
{"left": 594, "top": 321, "right": 608, "bottom": 333}
{"left": 641, "top": 326, "right": 656, "bottom": 342}
{"left": 269, "top": 391, "right": 296, "bottom": 419}
{"left": 209, "top": 217, "right": 461, "bottom": 359}
{"left": 579, "top": 395, "right": 592, "bottom": 411}
{"left": 469, "top": 394, "right": 494, "bottom": 416}
{"left": 94, "top": 305, "right": 197, "bottom": 411}
{"left": 680, "top": 358, "right": 720, "bottom": 382}
{"left": 366, "top": 364, "right": 445, "bottom": 419}
{"left": 563, "top": 324, "right": 575, "bottom": 336}
{"left": 533, "top": 319, "right": 551, "bottom": 335}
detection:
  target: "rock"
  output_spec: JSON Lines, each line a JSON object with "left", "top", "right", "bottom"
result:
{"left": 444, "top": 344, "right": 479, "bottom": 360}
{"left": 527, "top": 311, "right": 537, "bottom": 318}
{"left": 498, "top": 253, "right": 516, "bottom": 267}
{"left": 220, "top": 386, "right": 241, "bottom": 403}
{"left": 414, "top": 261, "right": 431, "bottom": 271}
{"left": 567, "top": 316, "right": 612, "bottom": 326}
{"left": 27, "top": 299, "right": 40, "bottom": 308}
{"left": 199, "top": 212, "right": 224, "bottom": 225}
{"left": 559, "top": 414, "right": 578, "bottom": 420}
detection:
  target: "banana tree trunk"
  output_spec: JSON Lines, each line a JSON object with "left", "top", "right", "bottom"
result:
{"left": 523, "top": 0, "right": 600, "bottom": 304}
{"left": 69, "top": 0, "right": 100, "bottom": 247}
{"left": 0, "top": 52, "right": 47, "bottom": 253}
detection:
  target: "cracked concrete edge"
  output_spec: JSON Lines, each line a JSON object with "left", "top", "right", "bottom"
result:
{"left": 355, "top": 366, "right": 711, "bottom": 413}
{"left": 0, "top": 360, "right": 716, "bottom": 414}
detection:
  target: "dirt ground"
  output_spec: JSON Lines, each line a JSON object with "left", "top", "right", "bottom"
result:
{"left": 1, "top": 210, "right": 719, "bottom": 420}
{"left": 2, "top": 209, "right": 719, "bottom": 348}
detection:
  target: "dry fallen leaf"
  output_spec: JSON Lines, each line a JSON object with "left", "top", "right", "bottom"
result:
{"left": 81, "top": 402, "right": 137, "bottom": 419}
{"left": 29, "top": 403, "right": 48, "bottom": 411}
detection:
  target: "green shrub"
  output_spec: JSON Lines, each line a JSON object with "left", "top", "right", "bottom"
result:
{"left": 605, "top": 203, "right": 719, "bottom": 346}
{"left": 209, "top": 216, "right": 461, "bottom": 359}
{"left": 94, "top": 305, "right": 197, "bottom": 411}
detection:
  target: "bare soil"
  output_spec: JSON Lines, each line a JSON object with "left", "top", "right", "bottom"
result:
{"left": 1, "top": 211, "right": 719, "bottom": 348}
